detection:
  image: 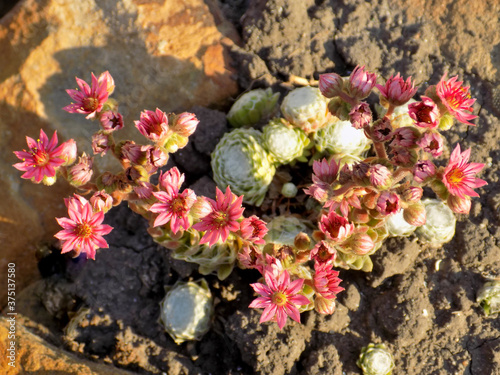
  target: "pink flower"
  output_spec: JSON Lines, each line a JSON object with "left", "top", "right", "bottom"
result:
{"left": 170, "top": 112, "right": 199, "bottom": 137}
{"left": 92, "top": 132, "right": 110, "bottom": 156}
{"left": 54, "top": 195, "right": 113, "bottom": 260}
{"left": 313, "top": 262, "right": 344, "bottom": 300}
{"left": 134, "top": 181, "right": 155, "bottom": 201}
{"left": 417, "top": 132, "right": 443, "bottom": 157}
{"left": 67, "top": 153, "right": 93, "bottom": 187}
{"left": 135, "top": 108, "right": 171, "bottom": 143}
{"left": 237, "top": 243, "right": 264, "bottom": 271}
{"left": 390, "top": 146, "right": 417, "bottom": 166}
{"left": 376, "top": 191, "right": 400, "bottom": 216}
{"left": 436, "top": 74, "right": 476, "bottom": 125}
{"left": 319, "top": 73, "right": 343, "bottom": 98}
{"left": 371, "top": 117, "right": 393, "bottom": 142}
{"left": 99, "top": 111, "right": 124, "bottom": 132}
{"left": 318, "top": 211, "right": 354, "bottom": 242}
{"left": 408, "top": 96, "right": 440, "bottom": 128}
{"left": 304, "top": 158, "right": 339, "bottom": 202}
{"left": 376, "top": 73, "right": 418, "bottom": 106}
{"left": 310, "top": 240, "right": 337, "bottom": 264}
{"left": 240, "top": 216, "right": 268, "bottom": 245}
{"left": 192, "top": 186, "right": 244, "bottom": 246}
{"left": 390, "top": 127, "right": 419, "bottom": 148}
{"left": 413, "top": 160, "right": 436, "bottom": 184}
{"left": 249, "top": 269, "right": 310, "bottom": 329}
{"left": 119, "top": 141, "right": 148, "bottom": 165}
{"left": 442, "top": 144, "right": 487, "bottom": 198}
{"left": 13, "top": 129, "right": 66, "bottom": 184}
{"left": 346, "top": 65, "right": 377, "bottom": 100}
{"left": 149, "top": 167, "right": 196, "bottom": 234}
{"left": 63, "top": 73, "right": 109, "bottom": 119}
{"left": 349, "top": 102, "right": 372, "bottom": 129}
{"left": 145, "top": 146, "right": 169, "bottom": 172}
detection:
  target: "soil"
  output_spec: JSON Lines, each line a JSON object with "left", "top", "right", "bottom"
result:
{"left": 11, "top": 0, "right": 500, "bottom": 374}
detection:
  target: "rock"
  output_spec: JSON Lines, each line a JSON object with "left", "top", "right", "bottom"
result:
{"left": 0, "top": 315, "right": 137, "bottom": 375}
{"left": 0, "top": 0, "right": 239, "bottom": 306}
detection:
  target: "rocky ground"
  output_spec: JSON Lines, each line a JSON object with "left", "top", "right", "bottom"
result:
{"left": 2, "top": 0, "right": 500, "bottom": 374}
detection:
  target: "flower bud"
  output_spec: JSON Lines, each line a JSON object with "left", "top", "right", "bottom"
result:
{"left": 170, "top": 112, "right": 199, "bottom": 137}
{"left": 349, "top": 102, "right": 372, "bottom": 129}
{"left": 349, "top": 208, "right": 370, "bottom": 223}
{"left": 294, "top": 232, "right": 312, "bottom": 251}
{"left": 347, "top": 65, "right": 377, "bottom": 100}
{"left": 98, "top": 71, "right": 115, "bottom": 95}
{"left": 125, "top": 165, "right": 148, "bottom": 183}
{"left": 60, "top": 139, "right": 78, "bottom": 166}
{"left": 190, "top": 196, "right": 213, "bottom": 220}
{"left": 314, "top": 295, "right": 336, "bottom": 315}
{"left": 447, "top": 194, "right": 471, "bottom": 214}
{"left": 403, "top": 203, "right": 426, "bottom": 226}
{"left": 368, "top": 164, "right": 392, "bottom": 189}
{"left": 67, "top": 153, "right": 93, "bottom": 187}
{"left": 430, "top": 180, "right": 449, "bottom": 201}
{"left": 386, "top": 209, "right": 417, "bottom": 237}
{"left": 401, "top": 186, "right": 423, "bottom": 203}
{"left": 344, "top": 233, "right": 375, "bottom": 255}
{"left": 90, "top": 190, "right": 113, "bottom": 213}
{"left": 319, "top": 73, "right": 344, "bottom": 98}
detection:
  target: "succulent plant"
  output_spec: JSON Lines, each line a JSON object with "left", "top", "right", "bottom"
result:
{"left": 227, "top": 88, "right": 280, "bottom": 128}
{"left": 280, "top": 86, "right": 330, "bottom": 133}
{"left": 159, "top": 279, "right": 213, "bottom": 344}
{"left": 416, "top": 198, "right": 456, "bottom": 246}
{"left": 211, "top": 128, "right": 276, "bottom": 206}
{"left": 262, "top": 119, "right": 310, "bottom": 165}
{"left": 476, "top": 280, "right": 500, "bottom": 315}
{"left": 357, "top": 343, "right": 395, "bottom": 375}
{"left": 314, "top": 118, "right": 371, "bottom": 156}
{"left": 281, "top": 182, "right": 298, "bottom": 198}
{"left": 151, "top": 227, "right": 239, "bottom": 280}
{"left": 386, "top": 208, "right": 418, "bottom": 237}
{"left": 265, "top": 215, "right": 312, "bottom": 247}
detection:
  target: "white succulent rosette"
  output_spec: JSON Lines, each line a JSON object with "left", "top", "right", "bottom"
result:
{"left": 262, "top": 119, "right": 310, "bottom": 165}
{"left": 226, "top": 88, "right": 280, "bottom": 128}
{"left": 159, "top": 279, "right": 213, "bottom": 344}
{"left": 386, "top": 208, "right": 418, "bottom": 237}
{"left": 357, "top": 343, "right": 395, "bottom": 375}
{"left": 416, "top": 198, "right": 456, "bottom": 246}
{"left": 314, "top": 118, "right": 371, "bottom": 156}
{"left": 280, "top": 86, "right": 330, "bottom": 133}
{"left": 375, "top": 98, "right": 417, "bottom": 129}
{"left": 476, "top": 280, "right": 500, "bottom": 316}
{"left": 211, "top": 128, "right": 276, "bottom": 206}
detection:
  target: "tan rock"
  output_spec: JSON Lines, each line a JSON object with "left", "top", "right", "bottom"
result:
{"left": 0, "top": 0, "right": 238, "bottom": 306}
{"left": 0, "top": 315, "right": 138, "bottom": 374}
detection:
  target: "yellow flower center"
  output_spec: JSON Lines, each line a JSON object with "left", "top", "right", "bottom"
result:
{"left": 83, "top": 97, "right": 99, "bottom": 112}
{"left": 76, "top": 223, "right": 93, "bottom": 238}
{"left": 447, "top": 169, "right": 464, "bottom": 185}
{"left": 272, "top": 291, "right": 288, "bottom": 307}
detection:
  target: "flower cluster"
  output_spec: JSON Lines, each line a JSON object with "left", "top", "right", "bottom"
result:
{"left": 13, "top": 67, "right": 487, "bottom": 335}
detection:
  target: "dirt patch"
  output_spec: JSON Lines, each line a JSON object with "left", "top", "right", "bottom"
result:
{"left": 12, "top": 0, "right": 500, "bottom": 374}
